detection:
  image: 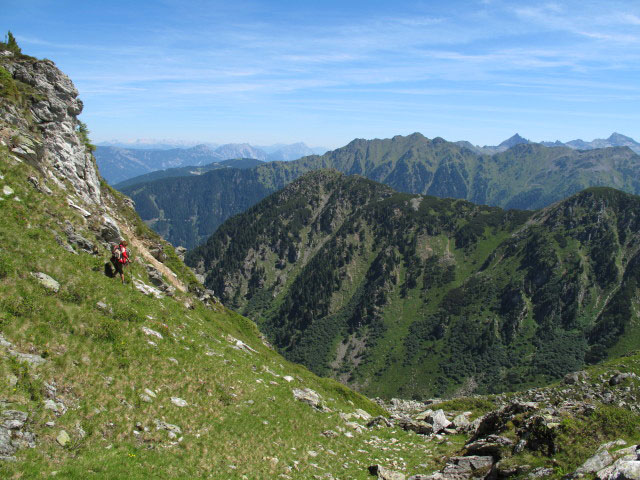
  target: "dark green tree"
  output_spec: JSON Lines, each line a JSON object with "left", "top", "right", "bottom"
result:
{"left": 5, "top": 31, "right": 21, "bottom": 54}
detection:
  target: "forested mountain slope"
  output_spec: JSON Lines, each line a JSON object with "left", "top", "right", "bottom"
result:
{"left": 121, "top": 133, "right": 640, "bottom": 248}
{"left": 187, "top": 170, "right": 640, "bottom": 399}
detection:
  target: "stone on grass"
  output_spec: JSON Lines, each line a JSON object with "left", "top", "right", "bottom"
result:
{"left": 368, "top": 464, "right": 406, "bottom": 480}
{"left": 576, "top": 449, "right": 615, "bottom": 474}
{"left": 56, "top": 430, "right": 70, "bottom": 447}
{"left": 144, "top": 388, "right": 157, "bottom": 398}
{"left": 171, "top": 397, "right": 188, "bottom": 407}
{"left": 141, "top": 326, "right": 163, "bottom": 340}
{"left": 2, "top": 185, "right": 14, "bottom": 196}
{"left": 442, "top": 456, "right": 494, "bottom": 478}
{"left": 452, "top": 413, "right": 470, "bottom": 430}
{"left": 134, "top": 280, "right": 164, "bottom": 299}
{"left": 3, "top": 411, "right": 27, "bottom": 430}
{"left": 30, "top": 272, "right": 60, "bottom": 292}
{"left": 293, "top": 388, "right": 323, "bottom": 409}
{"left": 427, "top": 409, "right": 452, "bottom": 433}
{"left": 367, "top": 416, "right": 392, "bottom": 428}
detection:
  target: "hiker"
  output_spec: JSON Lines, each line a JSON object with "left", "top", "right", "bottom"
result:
{"left": 111, "top": 240, "right": 129, "bottom": 284}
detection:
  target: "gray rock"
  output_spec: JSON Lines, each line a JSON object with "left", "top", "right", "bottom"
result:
{"left": 529, "top": 467, "right": 554, "bottom": 478}
{"left": 2, "top": 185, "right": 14, "bottom": 196}
{"left": 146, "top": 265, "right": 165, "bottom": 287}
{"left": 43, "top": 381, "right": 57, "bottom": 399}
{"left": 141, "top": 326, "right": 163, "bottom": 340}
{"left": 564, "top": 371, "right": 587, "bottom": 385}
{"left": 144, "top": 388, "right": 157, "bottom": 398}
{"left": 367, "top": 416, "right": 392, "bottom": 428}
{"left": 96, "top": 301, "right": 112, "bottom": 313}
{"left": 441, "top": 456, "right": 494, "bottom": 479}
{"left": 154, "top": 420, "right": 182, "bottom": 437}
{"left": 3, "top": 57, "right": 103, "bottom": 205}
{"left": 64, "top": 222, "right": 95, "bottom": 253}
{"left": 465, "top": 435, "right": 514, "bottom": 460}
{"left": 576, "top": 449, "right": 615, "bottom": 474}
{"left": 10, "top": 350, "right": 46, "bottom": 367}
{"left": 396, "top": 417, "right": 433, "bottom": 435}
{"left": 426, "top": 409, "right": 451, "bottom": 433}
{"left": 452, "top": 413, "right": 470, "bottom": 430}
{"left": 149, "top": 246, "right": 166, "bottom": 263}
{"left": 293, "top": 388, "right": 323, "bottom": 409}
{"left": 100, "top": 215, "right": 121, "bottom": 243}
{"left": 368, "top": 464, "right": 406, "bottom": 480}
{"left": 134, "top": 280, "right": 164, "bottom": 299}
{"left": 171, "top": 397, "right": 188, "bottom": 407}
{"left": 2, "top": 411, "right": 27, "bottom": 430}
{"left": 610, "top": 373, "right": 637, "bottom": 386}
{"left": 599, "top": 460, "right": 640, "bottom": 480}
{"left": 0, "top": 427, "right": 15, "bottom": 457}
{"left": 56, "top": 430, "right": 70, "bottom": 447}
{"left": 30, "top": 271, "right": 60, "bottom": 292}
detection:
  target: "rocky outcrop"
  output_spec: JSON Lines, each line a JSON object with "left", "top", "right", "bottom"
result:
{"left": 0, "top": 409, "right": 36, "bottom": 461}
{"left": 1, "top": 53, "right": 101, "bottom": 205}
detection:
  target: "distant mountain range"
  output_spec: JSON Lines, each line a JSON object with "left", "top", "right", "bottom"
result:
{"left": 96, "top": 142, "right": 328, "bottom": 183}
{"left": 458, "top": 132, "right": 640, "bottom": 155}
{"left": 118, "top": 132, "right": 640, "bottom": 249}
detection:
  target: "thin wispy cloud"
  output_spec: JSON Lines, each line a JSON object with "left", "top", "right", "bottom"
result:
{"left": 3, "top": 0, "right": 639, "bottom": 146}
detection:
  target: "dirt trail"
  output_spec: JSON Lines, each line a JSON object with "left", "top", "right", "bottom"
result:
{"left": 120, "top": 224, "right": 187, "bottom": 293}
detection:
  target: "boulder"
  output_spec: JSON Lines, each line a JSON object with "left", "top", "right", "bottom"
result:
{"left": 452, "top": 414, "right": 471, "bottom": 430}
{"left": 149, "top": 246, "right": 167, "bottom": 263}
{"left": 100, "top": 215, "right": 121, "bottom": 243}
{"left": 441, "top": 456, "right": 495, "bottom": 479}
{"left": 563, "top": 370, "right": 587, "bottom": 384}
{"left": 367, "top": 416, "right": 393, "bottom": 428}
{"left": 2, "top": 411, "right": 27, "bottom": 430}
{"left": 293, "top": 388, "right": 323, "bottom": 409}
{"left": 56, "top": 430, "right": 70, "bottom": 447}
{"left": 396, "top": 417, "right": 434, "bottom": 435}
{"left": 604, "top": 461, "right": 640, "bottom": 480}
{"left": 368, "top": 464, "right": 406, "bottom": 480}
{"left": 30, "top": 272, "right": 60, "bottom": 292}
{"left": 426, "top": 409, "right": 451, "bottom": 433}
{"left": 609, "top": 373, "right": 637, "bottom": 386}
{"left": 465, "top": 435, "right": 514, "bottom": 460}
{"left": 576, "top": 449, "right": 614, "bottom": 475}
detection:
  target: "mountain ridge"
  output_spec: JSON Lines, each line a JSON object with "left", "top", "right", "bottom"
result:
{"left": 121, "top": 132, "right": 640, "bottom": 248}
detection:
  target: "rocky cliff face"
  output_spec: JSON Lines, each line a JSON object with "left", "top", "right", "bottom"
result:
{"left": 1, "top": 52, "right": 101, "bottom": 206}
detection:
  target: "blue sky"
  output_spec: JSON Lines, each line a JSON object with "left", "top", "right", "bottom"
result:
{"left": 2, "top": 0, "right": 640, "bottom": 148}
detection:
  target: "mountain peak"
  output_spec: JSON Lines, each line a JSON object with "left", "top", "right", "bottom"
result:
{"left": 498, "top": 133, "right": 530, "bottom": 148}
{"left": 608, "top": 132, "right": 633, "bottom": 143}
